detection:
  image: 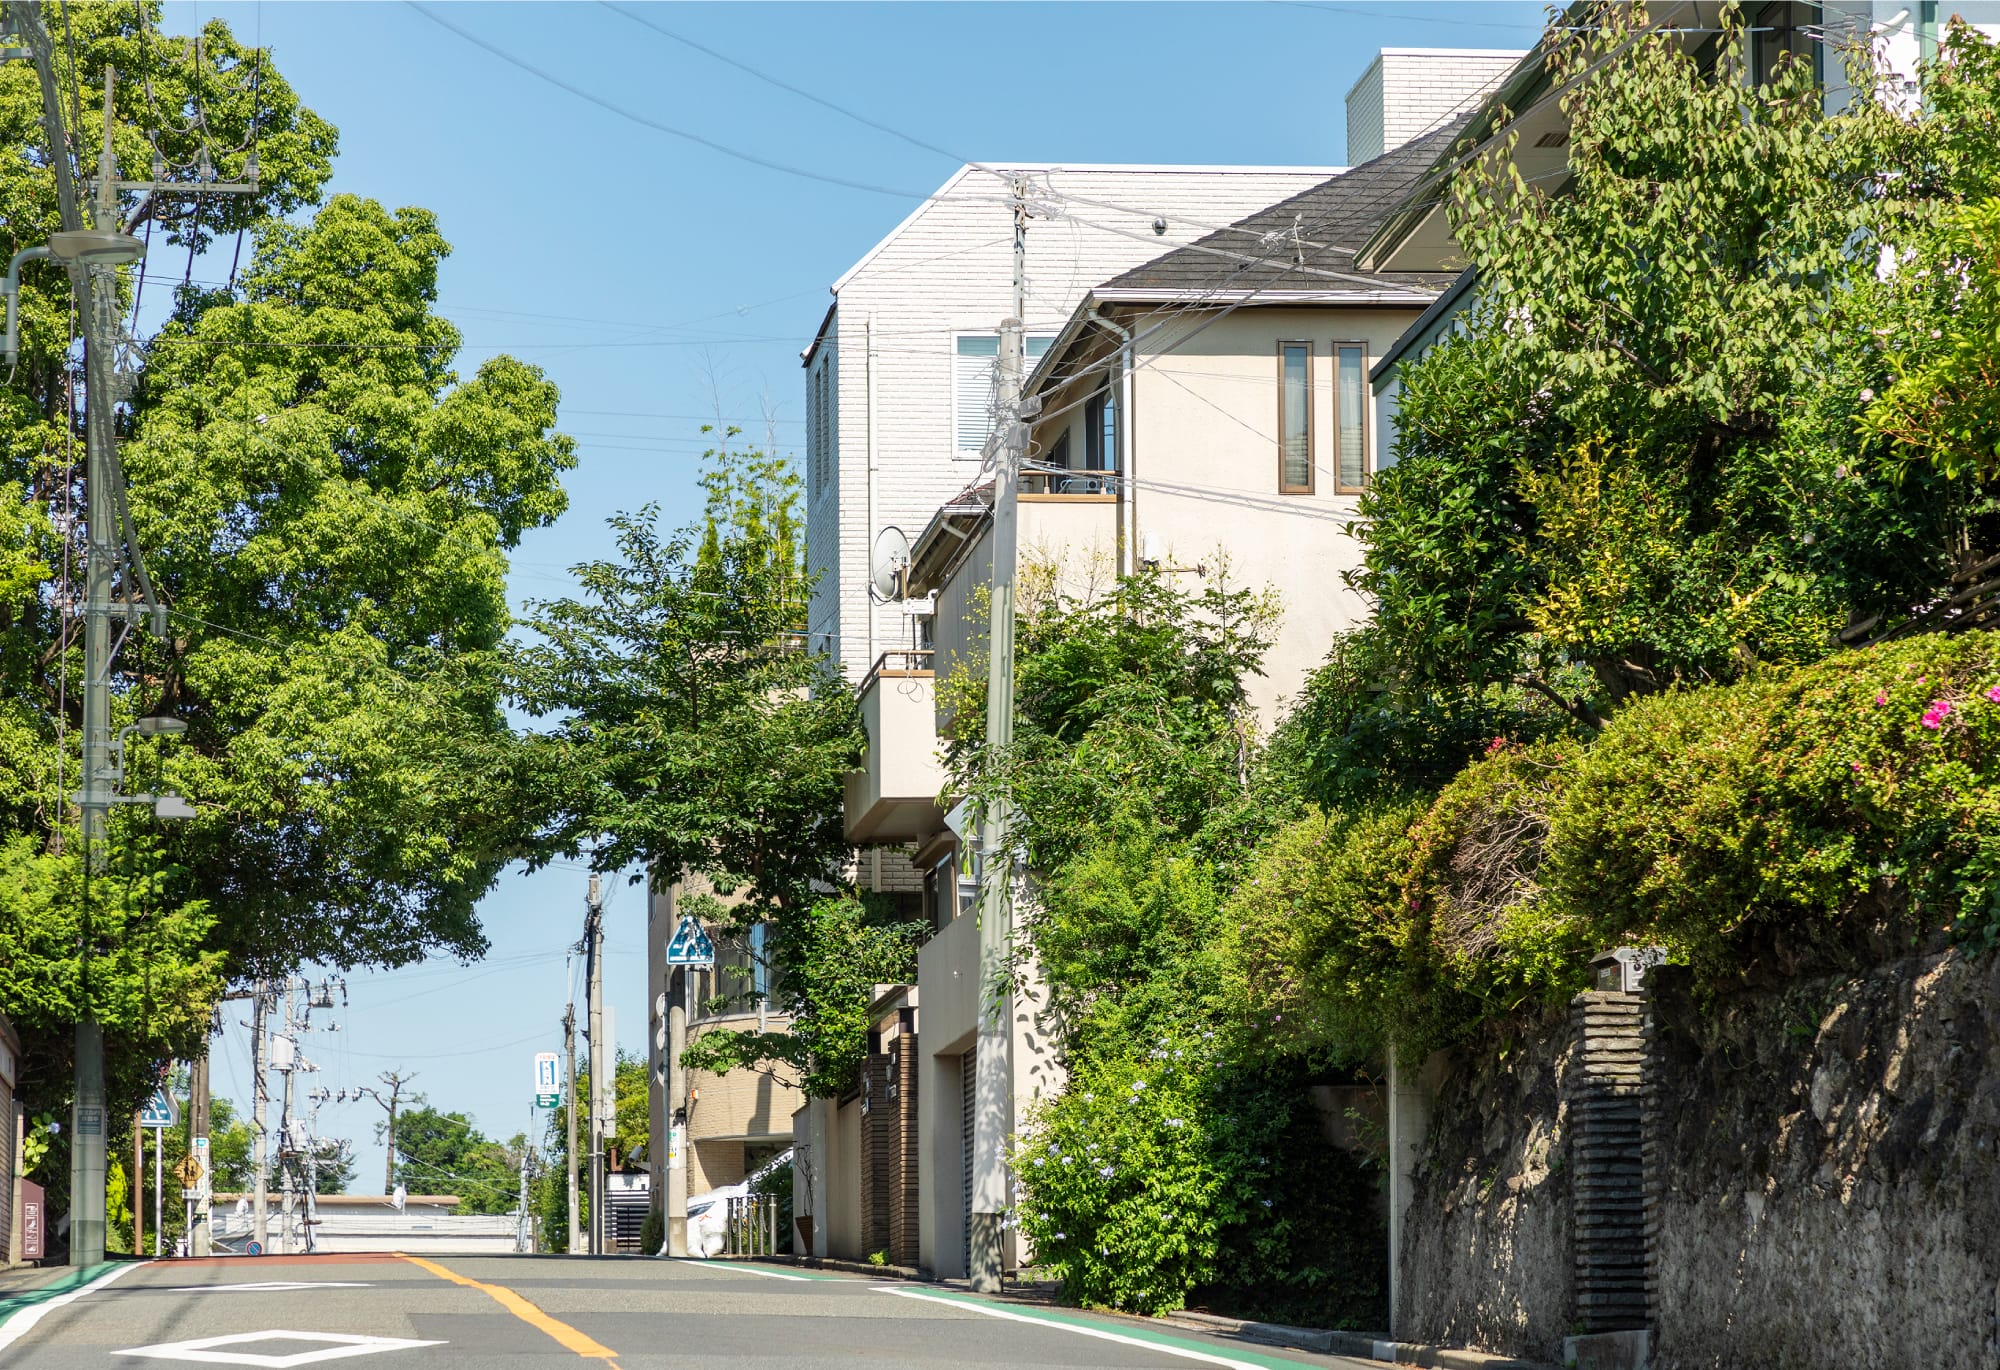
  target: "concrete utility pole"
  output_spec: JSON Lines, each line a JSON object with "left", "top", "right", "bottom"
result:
{"left": 10, "top": 11, "right": 133, "bottom": 1269}
{"left": 564, "top": 1003, "right": 580, "bottom": 1254}
{"left": 352, "top": 1070, "right": 416, "bottom": 1194}
{"left": 969, "top": 177, "right": 1032, "bottom": 1294}
{"left": 585, "top": 873, "right": 606, "bottom": 1256}
{"left": 278, "top": 983, "right": 299, "bottom": 1254}
{"left": 188, "top": 1051, "right": 210, "bottom": 1255}
{"left": 251, "top": 983, "right": 269, "bottom": 1250}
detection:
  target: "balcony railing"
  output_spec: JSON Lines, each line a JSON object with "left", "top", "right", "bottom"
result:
{"left": 859, "top": 648, "right": 934, "bottom": 696}
{"left": 1021, "top": 467, "right": 1120, "bottom": 497}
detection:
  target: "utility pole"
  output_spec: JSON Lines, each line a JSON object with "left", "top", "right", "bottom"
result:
{"left": 585, "top": 873, "right": 605, "bottom": 1256}
{"left": 251, "top": 983, "right": 269, "bottom": 1251}
{"left": 278, "top": 982, "right": 298, "bottom": 1254}
{"left": 6, "top": 5, "right": 253, "bottom": 1268}
{"left": 352, "top": 1071, "right": 417, "bottom": 1194}
{"left": 969, "top": 176, "right": 1031, "bottom": 1295}
{"left": 188, "top": 1050, "right": 210, "bottom": 1255}
{"left": 564, "top": 1003, "right": 580, "bottom": 1255}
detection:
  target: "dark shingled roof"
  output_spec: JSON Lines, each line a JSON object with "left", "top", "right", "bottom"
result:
{"left": 1099, "top": 122, "right": 1466, "bottom": 297}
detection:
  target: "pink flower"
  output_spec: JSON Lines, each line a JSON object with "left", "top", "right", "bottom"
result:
{"left": 1922, "top": 700, "right": 1951, "bottom": 730}
{"left": 1986, "top": 686, "right": 2000, "bottom": 704}
{"left": 1875, "top": 693, "right": 1888, "bottom": 706}
{"left": 1851, "top": 762, "right": 1863, "bottom": 771}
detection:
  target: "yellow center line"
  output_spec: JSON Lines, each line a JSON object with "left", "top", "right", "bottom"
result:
{"left": 397, "top": 1253, "right": 620, "bottom": 1363}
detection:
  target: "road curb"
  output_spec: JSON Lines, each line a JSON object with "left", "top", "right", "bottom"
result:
{"left": 704, "top": 1256, "right": 1548, "bottom": 1367}
{"left": 1158, "top": 1311, "right": 1552, "bottom": 1369}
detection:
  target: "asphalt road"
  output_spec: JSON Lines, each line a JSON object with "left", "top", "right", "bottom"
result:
{"left": 0, "top": 1253, "right": 1380, "bottom": 1369}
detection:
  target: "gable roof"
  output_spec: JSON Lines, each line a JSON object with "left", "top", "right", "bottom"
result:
{"left": 1096, "top": 124, "right": 1469, "bottom": 300}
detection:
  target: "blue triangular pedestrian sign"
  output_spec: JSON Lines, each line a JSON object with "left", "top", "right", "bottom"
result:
{"left": 664, "top": 915, "right": 715, "bottom": 967}
{"left": 139, "top": 1089, "right": 178, "bottom": 1129}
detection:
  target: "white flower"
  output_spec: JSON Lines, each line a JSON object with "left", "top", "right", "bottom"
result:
{"left": 1859, "top": 388, "right": 1875, "bottom": 402}
{"left": 1100, "top": 1165, "right": 1116, "bottom": 1178}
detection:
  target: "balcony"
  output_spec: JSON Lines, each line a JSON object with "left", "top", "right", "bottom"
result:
{"left": 844, "top": 650, "right": 947, "bottom": 843}
{"left": 1020, "top": 467, "right": 1119, "bottom": 500}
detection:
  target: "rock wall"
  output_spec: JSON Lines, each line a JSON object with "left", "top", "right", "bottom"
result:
{"left": 1397, "top": 1010, "right": 1575, "bottom": 1363}
{"left": 1645, "top": 951, "right": 2000, "bottom": 1370}
{"left": 1397, "top": 950, "right": 2000, "bottom": 1369}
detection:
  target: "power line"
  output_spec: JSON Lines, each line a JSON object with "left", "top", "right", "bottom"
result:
{"left": 405, "top": 2, "right": 929, "bottom": 199}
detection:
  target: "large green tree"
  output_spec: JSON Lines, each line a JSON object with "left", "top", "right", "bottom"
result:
{"left": 0, "top": 6, "right": 574, "bottom": 1144}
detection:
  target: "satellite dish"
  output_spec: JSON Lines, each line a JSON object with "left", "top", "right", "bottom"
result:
{"left": 870, "top": 526, "right": 912, "bottom": 602}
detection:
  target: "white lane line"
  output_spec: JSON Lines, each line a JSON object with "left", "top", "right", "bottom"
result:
{"left": 871, "top": 1287, "right": 1274, "bottom": 1370}
{"left": 665, "top": 1258, "right": 809, "bottom": 1282}
{"left": 163, "top": 1283, "right": 373, "bottom": 1294}
{"left": 0, "top": 1260, "right": 145, "bottom": 1354}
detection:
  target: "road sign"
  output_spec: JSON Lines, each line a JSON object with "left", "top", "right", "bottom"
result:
{"left": 535, "top": 1051, "right": 560, "bottom": 1094}
{"left": 139, "top": 1089, "right": 178, "bottom": 1129}
{"left": 535, "top": 1093, "right": 559, "bottom": 1109}
{"left": 178, "top": 1154, "right": 203, "bottom": 1186}
{"left": 664, "top": 915, "right": 715, "bottom": 967}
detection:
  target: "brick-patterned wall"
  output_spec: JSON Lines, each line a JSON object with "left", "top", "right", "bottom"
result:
{"left": 1568, "top": 991, "right": 1648, "bottom": 1333}
{"left": 859, "top": 1010, "right": 922, "bottom": 1267}
{"left": 887, "top": 1018, "right": 920, "bottom": 1267}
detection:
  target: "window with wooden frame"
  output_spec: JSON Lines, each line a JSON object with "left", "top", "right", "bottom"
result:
{"left": 1278, "top": 341, "right": 1313, "bottom": 494}
{"left": 1334, "top": 342, "right": 1368, "bottom": 492}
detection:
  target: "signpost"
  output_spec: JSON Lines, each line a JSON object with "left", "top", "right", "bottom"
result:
{"left": 535, "top": 1051, "right": 560, "bottom": 1109}
{"left": 139, "top": 1089, "right": 177, "bottom": 1257}
{"left": 663, "top": 916, "right": 715, "bottom": 968}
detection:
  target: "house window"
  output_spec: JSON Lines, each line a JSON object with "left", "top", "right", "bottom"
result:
{"left": 954, "top": 333, "right": 1052, "bottom": 459}
{"left": 1086, "top": 386, "right": 1117, "bottom": 473}
{"left": 1046, "top": 429, "right": 1071, "bottom": 471}
{"left": 1335, "top": 343, "right": 1367, "bottom": 492}
{"left": 1278, "top": 342, "right": 1312, "bottom": 494}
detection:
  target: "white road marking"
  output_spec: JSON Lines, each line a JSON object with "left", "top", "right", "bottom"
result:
{"left": 113, "top": 1330, "right": 446, "bottom": 1366}
{"left": 666, "top": 1258, "right": 809, "bottom": 1281}
{"left": 871, "top": 1287, "right": 1275, "bottom": 1370}
{"left": 0, "top": 1261, "right": 143, "bottom": 1354}
{"left": 162, "top": 1283, "right": 373, "bottom": 1294}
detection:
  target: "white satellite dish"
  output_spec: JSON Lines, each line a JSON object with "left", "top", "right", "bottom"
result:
{"left": 870, "top": 525, "right": 912, "bottom": 602}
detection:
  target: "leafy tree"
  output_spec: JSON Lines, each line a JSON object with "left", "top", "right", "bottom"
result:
{"left": 389, "top": 1104, "right": 521, "bottom": 1215}
{"left": 1330, "top": 8, "right": 2000, "bottom": 795}
{"left": 0, "top": 6, "right": 575, "bottom": 1142}
{"left": 516, "top": 446, "right": 854, "bottom": 912}
{"left": 514, "top": 448, "right": 866, "bottom": 1089}
{"left": 126, "top": 193, "right": 575, "bottom": 976}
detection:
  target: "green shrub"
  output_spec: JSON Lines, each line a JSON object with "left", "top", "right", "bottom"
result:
{"left": 1013, "top": 1028, "right": 1382, "bottom": 1324}
{"left": 1235, "top": 634, "right": 2000, "bottom": 1063}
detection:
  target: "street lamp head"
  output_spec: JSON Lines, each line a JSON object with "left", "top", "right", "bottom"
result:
{"left": 134, "top": 715, "right": 187, "bottom": 736}
{"left": 47, "top": 229, "right": 146, "bottom": 266}
{"left": 153, "top": 794, "right": 196, "bottom": 820}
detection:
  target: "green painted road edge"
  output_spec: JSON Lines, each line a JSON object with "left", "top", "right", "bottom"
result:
{"left": 882, "top": 1287, "right": 1341, "bottom": 1369}
{"left": 0, "top": 1262, "right": 128, "bottom": 1328}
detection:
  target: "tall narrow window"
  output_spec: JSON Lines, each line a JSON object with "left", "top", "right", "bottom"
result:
{"left": 1086, "top": 385, "right": 1118, "bottom": 473}
{"left": 954, "top": 335, "right": 999, "bottom": 459}
{"left": 1279, "top": 342, "right": 1312, "bottom": 494}
{"left": 1335, "top": 343, "right": 1367, "bottom": 492}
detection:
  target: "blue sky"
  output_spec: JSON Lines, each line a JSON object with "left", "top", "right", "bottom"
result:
{"left": 176, "top": 0, "right": 1549, "bottom": 1195}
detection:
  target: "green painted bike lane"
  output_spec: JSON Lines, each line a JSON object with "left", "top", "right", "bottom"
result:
{"left": 0, "top": 1261, "right": 145, "bottom": 1354}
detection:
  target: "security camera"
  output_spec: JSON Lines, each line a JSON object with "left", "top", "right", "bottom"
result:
{"left": 1152, "top": 217, "right": 1168, "bottom": 236}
